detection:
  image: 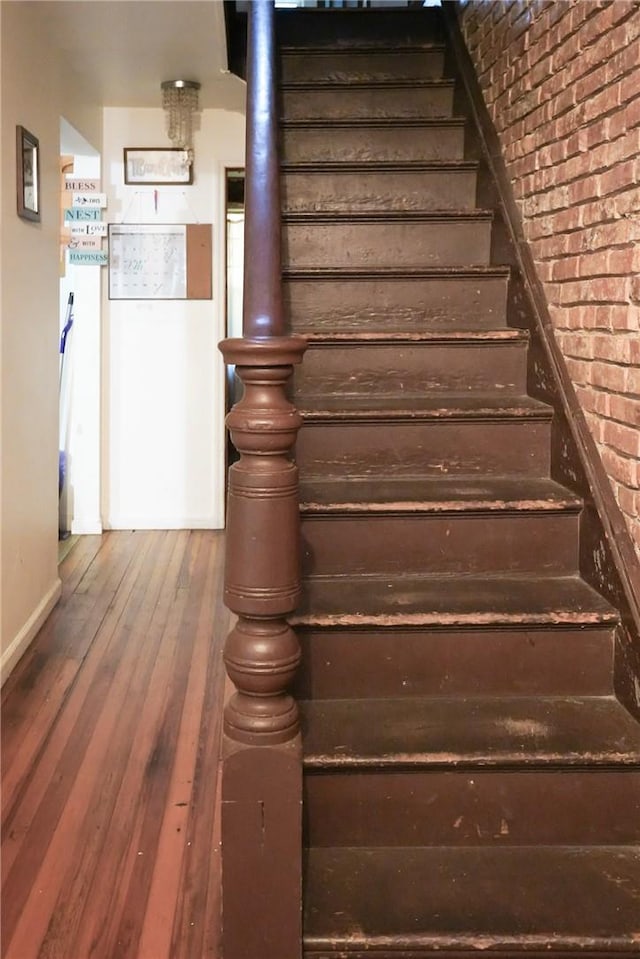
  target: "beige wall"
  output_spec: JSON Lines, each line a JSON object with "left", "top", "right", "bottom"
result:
{"left": 1, "top": 1, "right": 102, "bottom": 675}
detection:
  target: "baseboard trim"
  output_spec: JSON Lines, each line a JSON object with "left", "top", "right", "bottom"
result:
{"left": 103, "top": 516, "right": 223, "bottom": 531}
{"left": 71, "top": 520, "right": 103, "bottom": 535}
{"left": 1, "top": 578, "right": 62, "bottom": 686}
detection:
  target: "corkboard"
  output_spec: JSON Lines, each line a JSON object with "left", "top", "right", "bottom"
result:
{"left": 186, "top": 224, "right": 212, "bottom": 299}
{"left": 108, "top": 223, "right": 213, "bottom": 300}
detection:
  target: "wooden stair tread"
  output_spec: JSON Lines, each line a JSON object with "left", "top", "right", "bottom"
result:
{"left": 280, "top": 44, "right": 446, "bottom": 54}
{"left": 281, "top": 116, "right": 466, "bottom": 129}
{"left": 281, "top": 79, "right": 454, "bottom": 91}
{"left": 299, "top": 476, "right": 581, "bottom": 514}
{"left": 281, "top": 160, "right": 478, "bottom": 173}
{"left": 301, "top": 329, "right": 524, "bottom": 344}
{"left": 284, "top": 210, "right": 493, "bottom": 223}
{"left": 293, "top": 574, "right": 617, "bottom": 628}
{"left": 299, "top": 393, "right": 552, "bottom": 420}
{"left": 283, "top": 265, "right": 510, "bottom": 279}
{"left": 304, "top": 845, "right": 640, "bottom": 952}
{"left": 301, "top": 696, "right": 640, "bottom": 768}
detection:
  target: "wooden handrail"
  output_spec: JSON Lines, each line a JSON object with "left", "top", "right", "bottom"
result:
{"left": 243, "top": 0, "right": 284, "bottom": 338}
{"left": 218, "top": 2, "right": 305, "bottom": 953}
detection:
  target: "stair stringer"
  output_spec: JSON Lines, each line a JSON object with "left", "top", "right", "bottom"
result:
{"left": 442, "top": 0, "right": 640, "bottom": 721}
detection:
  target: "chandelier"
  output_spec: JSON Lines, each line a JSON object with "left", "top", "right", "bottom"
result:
{"left": 161, "top": 80, "right": 201, "bottom": 164}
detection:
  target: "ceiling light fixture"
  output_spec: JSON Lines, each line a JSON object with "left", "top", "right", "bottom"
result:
{"left": 161, "top": 79, "right": 201, "bottom": 165}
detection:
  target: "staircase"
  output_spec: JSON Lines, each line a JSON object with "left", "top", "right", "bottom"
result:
{"left": 275, "top": 5, "right": 640, "bottom": 957}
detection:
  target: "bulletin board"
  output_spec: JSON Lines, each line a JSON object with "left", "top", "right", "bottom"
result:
{"left": 108, "top": 223, "right": 212, "bottom": 299}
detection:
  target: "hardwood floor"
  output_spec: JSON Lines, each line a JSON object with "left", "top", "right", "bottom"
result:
{"left": 1, "top": 530, "right": 230, "bottom": 959}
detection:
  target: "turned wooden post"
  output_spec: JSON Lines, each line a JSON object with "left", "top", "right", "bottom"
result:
{"left": 218, "top": 2, "right": 306, "bottom": 956}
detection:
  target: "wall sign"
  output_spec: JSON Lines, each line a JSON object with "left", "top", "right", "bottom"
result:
{"left": 123, "top": 148, "right": 193, "bottom": 185}
{"left": 72, "top": 192, "right": 107, "bottom": 208}
{"left": 64, "top": 208, "right": 102, "bottom": 222}
{"left": 70, "top": 222, "right": 108, "bottom": 237}
{"left": 69, "top": 250, "right": 108, "bottom": 266}
{"left": 65, "top": 178, "right": 100, "bottom": 192}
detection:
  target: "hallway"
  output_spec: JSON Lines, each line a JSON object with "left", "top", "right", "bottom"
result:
{"left": 2, "top": 531, "right": 228, "bottom": 959}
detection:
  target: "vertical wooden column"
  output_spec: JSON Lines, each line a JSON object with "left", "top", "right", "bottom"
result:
{"left": 218, "top": 1, "right": 306, "bottom": 956}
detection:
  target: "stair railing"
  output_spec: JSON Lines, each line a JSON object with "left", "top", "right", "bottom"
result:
{"left": 218, "top": 1, "right": 306, "bottom": 956}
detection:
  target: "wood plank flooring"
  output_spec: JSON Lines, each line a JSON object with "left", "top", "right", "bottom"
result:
{"left": 1, "top": 530, "right": 230, "bottom": 959}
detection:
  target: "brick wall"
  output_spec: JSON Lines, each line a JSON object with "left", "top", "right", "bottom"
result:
{"left": 460, "top": 0, "right": 640, "bottom": 556}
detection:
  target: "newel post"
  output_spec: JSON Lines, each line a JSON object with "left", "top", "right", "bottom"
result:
{"left": 218, "top": 1, "right": 306, "bottom": 957}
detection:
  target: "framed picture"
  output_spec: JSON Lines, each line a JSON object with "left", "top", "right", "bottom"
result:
{"left": 17, "top": 125, "right": 40, "bottom": 221}
{"left": 123, "top": 147, "right": 193, "bottom": 185}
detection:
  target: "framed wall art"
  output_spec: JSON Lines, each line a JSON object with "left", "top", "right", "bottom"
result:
{"left": 123, "top": 147, "right": 193, "bottom": 185}
{"left": 17, "top": 125, "right": 40, "bottom": 222}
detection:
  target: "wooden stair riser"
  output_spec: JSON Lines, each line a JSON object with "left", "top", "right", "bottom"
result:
{"left": 304, "top": 845, "right": 640, "bottom": 956}
{"left": 304, "top": 770, "right": 640, "bottom": 847}
{"left": 296, "top": 421, "right": 551, "bottom": 478}
{"left": 283, "top": 217, "right": 492, "bottom": 270}
{"left": 282, "top": 167, "right": 478, "bottom": 213}
{"left": 295, "top": 627, "right": 615, "bottom": 699}
{"left": 281, "top": 83, "right": 454, "bottom": 121}
{"left": 279, "top": 49, "right": 445, "bottom": 83}
{"left": 295, "top": 342, "right": 527, "bottom": 397}
{"left": 276, "top": 9, "right": 445, "bottom": 48}
{"left": 284, "top": 273, "right": 509, "bottom": 334}
{"left": 300, "top": 512, "right": 579, "bottom": 577}
{"left": 281, "top": 121, "right": 466, "bottom": 163}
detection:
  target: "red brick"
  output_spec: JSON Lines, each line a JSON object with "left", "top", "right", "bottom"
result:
{"left": 608, "top": 97, "right": 640, "bottom": 139}
{"left": 564, "top": 356, "right": 592, "bottom": 385}
{"left": 590, "top": 276, "right": 629, "bottom": 302}
{"left": 601, "top": 448, "right": 638, "bottom": 488}
{"left": 620, "top": 68, "right": 640, "bottom": 107}
{"left": 585, "top": 118, "right": 610, "bottom": 150}
{"left": 557, "top": 280, "right": 589, "bottom": 306}
{"left": 577, "top": 250, "right": 610, "bottom": 277}
{"left": 598, "top": 160, "right": 636, "bottom": 197}
{"left": 593, "top": 334, "right": 638, "bottom": 365}
{"left": 551, "top": 257, "right": 579, "bottom": 281}
{"left": 584, "top": 82, "right": 622, "bottom": 123}
{"left": 585, "top": 388, "right": 612, "bottom": 417}
{"left": 608, "top": 248, "right": 637, "bottom": 275}
{"left": 595, "top": 305, "right": 638, "bottom": 331}
{"left": 602, "top": 420, "right": 640, "bottom": 458}
{"left": 557, "top": 332, "right": 595, "bottom": 359}
{"left": 608, "top": 37, "right": 640, "bottom": 85}
{"left": 609, "top": 395, "right": 640, "bottom": 428}
{"left": 586, "top": 221, "right": 634, "bottom": 253}
{"left": 577, "top": 61, "right": 610, "bottom": 101}
{"left": 591, "top": 361, "right": 629, "bottom": 392}
{"left": 580, "top": 197, "right": 617, "bottom": 226}
{"left": 617, "top": 485, "right": 639, "bottom": 516}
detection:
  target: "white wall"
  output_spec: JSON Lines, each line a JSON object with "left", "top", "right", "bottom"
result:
{"left": 102, "top": 105, "right": 245, "bottom": 529}
{"left": 0, "top": 2, "right": 102, "bottom": 677}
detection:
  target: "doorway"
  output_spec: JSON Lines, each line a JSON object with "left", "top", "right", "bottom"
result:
{"left": 225, "top": 168, "right": 245, "bottom": 474}
{"left": 59, "top": 118, "right": 102, "bottom": 539}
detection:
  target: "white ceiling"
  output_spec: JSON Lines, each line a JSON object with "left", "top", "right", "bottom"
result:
{"left": 33, "top": 0, "right": 245, "bottom": 110}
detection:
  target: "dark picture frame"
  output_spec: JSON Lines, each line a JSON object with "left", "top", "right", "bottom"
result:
{"left": 16, "top": 125, "right": 40, "bottom": 222}
{"left": 123, "top": 147, "right": 193, "bottom": 185}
